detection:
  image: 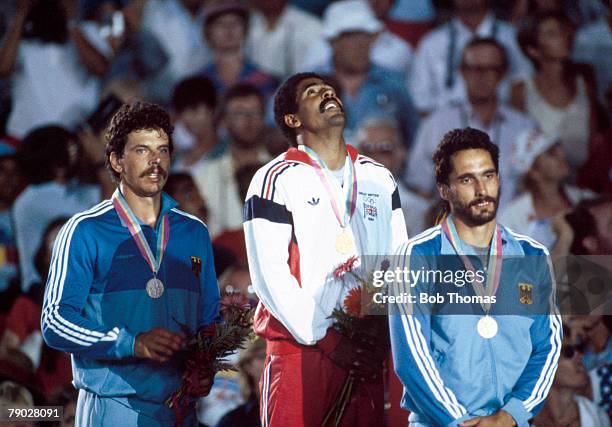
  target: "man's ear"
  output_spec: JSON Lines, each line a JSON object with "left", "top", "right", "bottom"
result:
{"left": 284, "top": 114, "right": 301, "bottom": 129}
{"left": 437, "top": 183, "right": 449, "bottom": 202}
{"left": 109, "top": 152, "right": 123, "bottom": 176}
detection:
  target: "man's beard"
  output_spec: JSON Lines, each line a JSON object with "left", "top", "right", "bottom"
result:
{"left": 450, "top": 192, "right": 500, "bottom": 226}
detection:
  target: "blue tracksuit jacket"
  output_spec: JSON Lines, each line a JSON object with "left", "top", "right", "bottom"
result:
{"left": 389, "top": 223, "right": 562, "bottom": 427}
{"left": 41, "top": 192, "right": 220, "bottom": 420}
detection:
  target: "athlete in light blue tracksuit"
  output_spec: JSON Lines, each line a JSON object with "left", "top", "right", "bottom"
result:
{"left": 41, "top": 103, "right": 220, "bottom": 426}
{"left": 389, "top": 128, "right": 561, "bottom": 427}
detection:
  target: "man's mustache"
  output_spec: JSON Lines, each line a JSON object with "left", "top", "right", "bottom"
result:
{"left": 140, "top": 166, "right": 167, "bottom": 178}
{"left": 469, "top": 196, "right": 497, "bottom": 207}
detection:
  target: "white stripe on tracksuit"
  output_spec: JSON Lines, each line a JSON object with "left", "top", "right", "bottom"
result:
{"left": 506, "top": 230, "right": 562, "bottom": 413}
{"left": 42, "top": 201, "right": 118, "bottom": 346}
{"left": 261, "top": 357, "right": 273, "bottom": 427}
{"left": 396, "top": 227, "right": 468, "bottom": 420}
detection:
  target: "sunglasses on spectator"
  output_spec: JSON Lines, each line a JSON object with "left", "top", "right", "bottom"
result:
{"left": 561, "top": 343, "right": 585, "bottom": 359}
{"left": 360, "top": 141, "right": 395, "bottom": 153}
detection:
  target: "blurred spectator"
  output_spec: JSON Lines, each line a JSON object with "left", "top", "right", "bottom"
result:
{"left": 164, "top": 173, "right": 209, "bottom": 223}
{"left": 573, "top": 2, "right": 612, "bottom": 120}
{"left": 566, "top": 316, "right": 612, "bottom": 418}
{"left": 566, "top": 197, "right": 612, "bottom": 256}
{"left": 314, "top": 0, "right": 419, "bottom": 146}
{"left": 356, "top": 117, "right": 430, "bottom": 236}
{"left": 213, "top": 162, "right": 263, "bottom": 263}
{"left": 510, "top": 0, "right": 565, "bottom": 25}
{"left": 0, "top": 0, "right": 106, "bottom": 138}
{"left": 218, "top": 262, "right": 256, "bottom": 303}
{"left": 13, "top": 126, "right": 101, "bottom": 292}
{"left": 200, "top": 2, "right": 279, "bottom": 101}
{"left": 381, "top": 0, "right": 436, "bottom": 48}
{"left": 405, "top": 38, "right": 536, "bottom": 206}
{"left": 215, "top": 338, "right": 266, "bottom": 427}
{"left": 0, "top": 218, "right": 72, "bottom": 397}
{"left": 301, "top": 0, "right": 413, "bottom": 77}
{"left": 87, "top": 0, "right": 170, "bottom": 103}
{"left": 197, "top": 265, "right": 257, "bottom": 426}
{"left": 262, "top": 126, "right": 290, "bottom": 158}
{"left": 140, "top": 0, "right": 210, "bottom": 100}
{"left": 408, "top": 0, "right": 532, "bottom": 115}
{"left": 578, "top": 117, "right": 612, "bottom": 195}
{"left": 246, "top": 0, "right": 322, "bottom": 78}
{"left": 511, "top": 10, "right": 600, "bottom": 169}
{"left": 171, "top": 75, "right": 225, "bottom": 172}
{"left": 534, "top": 324, "right": 610, "bottom": 427}
{"left": 568, "top": 0, "right": 610, "bottom": 27}
{"left": 499, "top": 131, "right": 596, "bottom": 252}
{"left": 100, "top": 76, "right": 145, "bottom": 105}
{"left": 0, "top": 146, "right": 21, "bottom": 292}
{"left": 0, "top": 380, "right": 36, "bottom": 426}
{"left": 50, "top": 385, "right": 78, "bottom": 427}
{"left": 192, "top": 83, "right": 270, "bottom": 237}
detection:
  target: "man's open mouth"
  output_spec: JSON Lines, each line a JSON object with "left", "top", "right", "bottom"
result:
{"left": 319, "top": 98, "right": 343, "bottom": 113}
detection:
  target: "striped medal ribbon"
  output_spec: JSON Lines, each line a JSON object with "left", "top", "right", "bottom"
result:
{"left": 300, "top": 145, "right": 357, "bottom": 254}
{"left": 441, "top": 215, "right": 503, "bottom": 338}
{"left": 112, "top": 190, "right": 169, "bottom": 299}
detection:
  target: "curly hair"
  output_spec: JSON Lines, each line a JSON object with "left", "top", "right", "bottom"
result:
{"left": 433, "top": 127, "right": 499, "bottom": 186}
{"left": 273, "top": 72, "right": 329, "bottom": 147}
{"left": 105, "top": 102, "right": 174, "bottom": 182}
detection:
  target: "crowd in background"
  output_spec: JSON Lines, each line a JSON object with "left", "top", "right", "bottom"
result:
{"left": 0, "top": 0, "right": 610, "bottom": 425}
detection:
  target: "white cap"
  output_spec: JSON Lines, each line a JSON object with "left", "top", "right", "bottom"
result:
{"left": 322, "top": 0, "right": 383, "bottom": 40}
{"left": 510, "top": 129, "right": 558, "bottom": 175}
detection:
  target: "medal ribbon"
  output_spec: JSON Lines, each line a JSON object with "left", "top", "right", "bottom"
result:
{"left": 300, "top": 145, "right": 357, "bottom": 227}
{"left": 112, "top": 191, "right": 169, "bottom": 275}
{"left": 441, "top": 216, "right": 503, "bottom": 312}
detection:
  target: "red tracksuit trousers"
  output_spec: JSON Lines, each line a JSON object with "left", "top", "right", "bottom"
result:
{"left": 259, "top": 342, "right": 384, "bottom": 427}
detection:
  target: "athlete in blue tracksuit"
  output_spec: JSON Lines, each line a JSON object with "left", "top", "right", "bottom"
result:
{"left": 389, "top": 128, "right": 561, "bottom": 427}
{"left": 41, "top": 102, "right": 220, "bottom": 426}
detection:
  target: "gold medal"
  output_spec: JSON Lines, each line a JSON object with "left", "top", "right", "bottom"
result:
{"left": 146, "top": 278, "right": 164, "bottom": 299}
{"left": 477, "top": 315, "right": 498, "bottom": 339}
{"left": 335, "top": 229, "right": 355, "bottom": 254}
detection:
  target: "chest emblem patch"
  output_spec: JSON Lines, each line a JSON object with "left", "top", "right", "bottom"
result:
{"left": 518, "top": 282, "right": 534, "bottom": 305}
{"left": 191, "top": 256, "right": 202, "bottom": 278}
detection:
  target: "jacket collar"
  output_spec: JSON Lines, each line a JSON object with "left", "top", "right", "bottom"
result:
{"left": 439, "top": 218, "right": 525, "bottom": 256}
{"left": 284, "top": 143, "right": 359, "bottom": 166}
{"left": 112, "top": 188, "right": 178, "bottom": 228}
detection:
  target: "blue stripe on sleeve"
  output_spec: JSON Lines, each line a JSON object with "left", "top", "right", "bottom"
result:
{"left": 244, "top": 196, "right": 293, "bottom": 225}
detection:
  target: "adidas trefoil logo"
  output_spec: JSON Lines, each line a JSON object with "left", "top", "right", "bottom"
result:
{"left": 307, "top": 197, "right": 320, "bottom": 206}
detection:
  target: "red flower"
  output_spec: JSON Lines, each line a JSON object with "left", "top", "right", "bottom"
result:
{"left": 343, "top": 287, "right": 364, "bottom": 318}
{"left": 333, "top": 256, "right": 359, "bottom": 279}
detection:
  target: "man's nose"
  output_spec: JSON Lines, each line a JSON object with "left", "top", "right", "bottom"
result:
{"left": 474, "top": 179, "right": 486, "bottom": 196}
{"left": 149, "top": 153, "right": 161, "bottom": 164}
{"left": 322, "top": 87, "right": 333, "bottom": 98}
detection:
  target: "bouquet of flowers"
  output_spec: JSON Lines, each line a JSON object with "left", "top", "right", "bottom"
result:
{"left": 166, "top": 292, "right": 255, "bottom": 426}
{"left": 323, "top": 256, "right": 390, "bottom": 427}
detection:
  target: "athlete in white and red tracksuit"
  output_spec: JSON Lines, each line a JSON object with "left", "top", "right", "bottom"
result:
{"left": 243, "top": 72, "right": 409, "bottom": 426}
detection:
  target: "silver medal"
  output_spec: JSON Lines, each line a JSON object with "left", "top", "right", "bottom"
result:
{"left": 477, "top": 316, "right": 498, "bottom": 339}
{"left": 146, "top": 278, "right": 164, "bottom": 299}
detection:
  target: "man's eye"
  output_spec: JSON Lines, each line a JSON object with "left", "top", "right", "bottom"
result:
{"left": 460, "top": 177, "right": 471, "bottom": 184}
{"left": 136, "top": 148, "right": 147, "bottom": 154}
